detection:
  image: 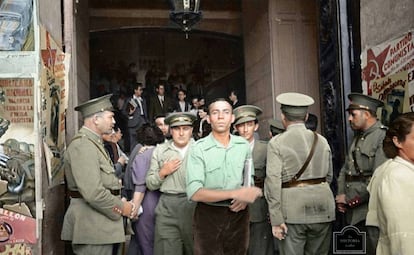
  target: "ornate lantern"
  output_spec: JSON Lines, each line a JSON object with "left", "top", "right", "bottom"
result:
{"left": 169, "top": 0, "right": 202, "bottom": 38}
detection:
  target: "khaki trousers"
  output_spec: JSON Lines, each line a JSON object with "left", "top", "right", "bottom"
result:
{"left": 279, "top": 222, "right": 332, "bottom": 255}
{"left": 72, "top": 243, "right": 116, "bottom": 255}
{"left": 154, "top": 193, "right": 195, "bottom": 255}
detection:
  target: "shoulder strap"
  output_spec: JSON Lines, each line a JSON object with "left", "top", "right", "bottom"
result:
{"left": 292, "top": 132, "right": 318, "bottom": 181}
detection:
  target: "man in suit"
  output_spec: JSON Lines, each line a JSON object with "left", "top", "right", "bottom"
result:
{"left": 123, "top": 83, "right": 148, "bottom": 152}
{"left": 233, "top": 105, "right": 274, "bottom": 255}
{"left": 336, "top": 93, "right": 387, "bottom": 254}
{"left": 173, "top": 89, "right": 191, "bottom": 112}
{"left": 61, "top": 94, "right": 137, "bottom": 255}
{"left": 228, "top": 89, "right": 243, "bottom": 109}
{"left": 149, "top": 83, "right": 173, "bottom": 122}
{"left": 265, "top": 92, "right": 335, "bottom": 255}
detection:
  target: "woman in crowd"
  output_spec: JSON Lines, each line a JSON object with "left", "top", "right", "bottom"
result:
{"left": 367, "top": 112, "right": 414, "bottom": 254}
{"left": 192, "top": 106, "right": 211, "bottom": 140}
{"left": 125, "top": 124, "right": 165, "bottom": 255}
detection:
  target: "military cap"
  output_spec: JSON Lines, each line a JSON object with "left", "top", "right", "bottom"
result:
{"left": 74, "top": 94, "right": 113, "bottom": 117}
{"left": 165, "top": 112, "right": 196, "bottom": 127}
{"left": 346, "top": 93, "right": 384, "bottom": 112}
{"left": 233, "top": 105, "right": 263, "bottom": 126}
{"left": 276, "top": 92, "right": 314, "bottom": 116}
{"left": 268, "top": 119, "right": 285, "bottom": 133}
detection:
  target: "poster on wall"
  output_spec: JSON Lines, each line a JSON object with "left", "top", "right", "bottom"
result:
{"left": 361, "top": 30, "right": 414, "bottom": 121}
{"left": 370, "top": 71, "right": 408, "bottom": 126}
{"left": 0, "top": 77, "right": 36, "bottom": 221}
{"left": 40, "top": 26, "right": 69, "bottom": 187}
{"left": 0, "top": 208, "right": 36, "bottom": 244}
{"left": 0, "top": 208, "right": 36, "bottom": 254}
{"left": 0, "top": 0, "right": 34, "bottom": 51}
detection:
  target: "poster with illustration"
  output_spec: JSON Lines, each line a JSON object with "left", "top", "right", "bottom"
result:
{"left": 40, "top": 26, "right": 69, "bottom": 187}
{"left": 0, "top": 77, "right": 36, "bottom": 238}
{"left": 0, "top": 0, "right": 34, "bottom": 51}
{"left": 370, "top": 71, "right": 408, "bottom": 126}
{"left": 362, "top": 30, "right": 414, "bottom": 113}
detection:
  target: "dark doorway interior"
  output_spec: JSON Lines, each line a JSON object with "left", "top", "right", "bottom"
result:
{"left": 89, "top": 29, "right": 245, "bottom": 104}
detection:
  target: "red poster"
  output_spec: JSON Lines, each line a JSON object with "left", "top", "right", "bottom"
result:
{"left": 362, "top": 30, "right": 414, "bottom": 112}
{"left": 0, "top": 208, "right": 36, "bottom": 244}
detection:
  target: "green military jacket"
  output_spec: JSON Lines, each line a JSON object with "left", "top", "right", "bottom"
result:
{"left": 61, "top": 127, "right": 125, "bottom": 244}
{"left": 337, "top": 121, "right": 388, "bottom": 225}
{"left": 249, "top": 140, "right": 269, "bottom": 223}
{"left": 146, "top": 139, "right": 194, "bottom": 194}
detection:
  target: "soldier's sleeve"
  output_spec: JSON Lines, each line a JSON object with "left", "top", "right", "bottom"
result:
{"left": 373, "top": 130, "right": 387, "bottom": 170}
{"left": 326, "top": 144, "right": 334, "bottom": 184}
{"left": 69, "top": 139, "right": 123, "bottom": 221}
{"left": 337, "top": 154, "right": 349, "bottom": 195}
{"left": 145, "top": 146, "right": 164, "bottom": 190}
{"left": 264, "top": 139, "right": 284, "bottom": 226}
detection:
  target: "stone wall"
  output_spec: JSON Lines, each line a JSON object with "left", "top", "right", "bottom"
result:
{"left": 360, "top": 0, "right": 414, "bottom": 48}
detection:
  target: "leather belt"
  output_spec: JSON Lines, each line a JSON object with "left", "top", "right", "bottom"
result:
{"left": 68, "top": 189, "right": 120, "bottom": 198}
{"left": 254, "top": 176, "right": 265, "bottom": 189}
{"left": 345, "top": 174, "right": 371, "bottom": 182}
{"left": 282, "top": 177, "right": 326, "bottom": 188}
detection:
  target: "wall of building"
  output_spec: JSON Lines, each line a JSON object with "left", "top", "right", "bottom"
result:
{"left": 360, "top": 0, "right": 414, "bottom": 48}
{"left": 73, "top": 0, "right": 91, "bottom": 126}
{"left": 241, "top": 0, "right": 273, "bottom": 138}
{"left": 242, "top": 0, "right": 321, "bottom": 138}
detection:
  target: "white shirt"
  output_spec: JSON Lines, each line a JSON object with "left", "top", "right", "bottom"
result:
{"left": 179, "top": 101, "right": 186, "bottom": 112}
{"left": 133, "top": 95, "right": 144, "bottom": 115}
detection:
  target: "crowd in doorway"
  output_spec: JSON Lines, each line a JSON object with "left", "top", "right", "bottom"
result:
{"left": 90, "top": 59, "right": 212, "bottom": 105}
{"left": 90, "top": 59, "right": 221, "bottom": 153}
{"left": 62, "top": 84, "right": 414, "bottom": 255}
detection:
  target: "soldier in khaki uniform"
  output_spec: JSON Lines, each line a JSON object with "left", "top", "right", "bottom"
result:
{"left": 336, "top": 93, "right": 387, "bottom": 255}
{"left": 265, "top": 92, "right": 335, "bottom": 255}
{"left": 268, "top": 119, "right": 285, "bottom": 138}
{"left": 233, "top": 105, "right": 275, "bottom": 255}
{"left": 145, "top": 112, "right": 197, "bottom": 255}
{"left": 61, "top": 94, "right": 137, "bottom": 255}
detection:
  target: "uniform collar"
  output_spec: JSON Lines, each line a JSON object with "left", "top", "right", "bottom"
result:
{"left": 80, "top": 126, "right": 103, "bottom": 143}
{"left": 360, "top": 121, "right": 385, "bottom": 137}
{"left": 163, "top": 138, "right": 194, "bottom": 152}
{"left": 286, "top": 122, "right": 306, "bottom": 130}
